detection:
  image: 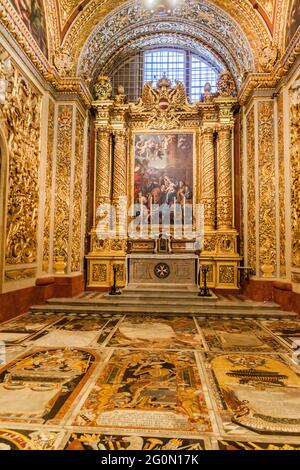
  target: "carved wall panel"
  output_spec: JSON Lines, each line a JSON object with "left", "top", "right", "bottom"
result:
{"left": 71, "top": 110, "right": 85, "bottom": 272}
{"left": 43, "top": 100, "right": 55, "bottom": 273}
{"left": 290, "top": 82, "right": 300, "bottom": 269}
{"left": 277, "top": 91, "right": 286, "bottom": 277}
{"left": 53, "top": 105, "right": 73, "bottom": 274}
{"left": 246, "top": 108, "right": 256, "bottom": 272}
{"left": 258, "top": 101, "right": 277, "bottom": 278}
{"left": 0, "top": 54, "right": 41, "bottom": 268}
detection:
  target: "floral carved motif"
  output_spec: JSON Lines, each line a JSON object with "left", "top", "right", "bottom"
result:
{"left": 0, "top": 49, "right": 41, "bottom": 266}
{"left": 43, "top": 100, "right": 55, "bottom": 273}
{"left": 54, "top": 106, "right": 73, "bottom": 272}
{"left": 290, "top": 84, "right": 300, "bottom": 268}
{"left": 277, "top": 91, "right": 286, "bottom": 277}
{"left": 258, "top": 102, "right": 276, "bottom": 278}
{"left": 247, "top": 108, "right": 256, "bottom": 272}
{"left": 72, "top": 110, "right": 85, "bottom": 272}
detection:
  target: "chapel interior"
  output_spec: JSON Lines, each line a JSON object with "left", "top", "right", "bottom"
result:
{"left": 0, "top": 0, "right": 299, "bottom": 452}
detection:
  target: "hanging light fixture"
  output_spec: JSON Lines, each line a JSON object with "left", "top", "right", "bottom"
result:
{"left": 143, "top": 0, "right": 182, "bottom": 15}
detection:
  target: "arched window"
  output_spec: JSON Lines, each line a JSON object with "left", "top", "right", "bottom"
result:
{"left": 109, "top": 47, "right": 220, "bottom": 103}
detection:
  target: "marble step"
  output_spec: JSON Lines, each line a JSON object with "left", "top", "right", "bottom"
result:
{"left": 30, "top": 303, "right": 296, "bottom": 318}
{"left": 46, "top": 292, "right": 280, "bottom": 310}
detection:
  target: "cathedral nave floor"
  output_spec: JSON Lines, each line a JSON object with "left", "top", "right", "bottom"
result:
{"left": 0, "top": 308, "right": 300, "bottom": 451}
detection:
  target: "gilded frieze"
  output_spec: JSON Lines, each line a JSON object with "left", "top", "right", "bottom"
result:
{"left": 71, "top": 110, "right": 85, "bottom": 272}
{"left": 258, "top": 101, "right": 276, "bottom": 277}
{"left": 277, "top": 91, "right": 286, "bottom": 277}
{"left": 290, "top": 82, "right": 300, "bottom": 268}
{"left": 43, "top": 100, "right": 55, "bottom": 273}
{"left": 0, "top": 53, "right": 41, "bottom": 267}
{"left": 53, "top": 105, "right": 73, "bottom": 273}
{"left": 246, "top": 108, "right": 256, "bottom": 272}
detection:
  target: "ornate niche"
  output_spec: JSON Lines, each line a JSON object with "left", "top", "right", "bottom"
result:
{"left": 87, "top": 74, "right": 242, "bottom": 289}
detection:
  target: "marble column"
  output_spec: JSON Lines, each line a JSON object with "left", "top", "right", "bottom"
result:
{"left": 201, "top": 127, "right": 216, "bottom": 229}
{"left": 217, "top": 125, "right": 233, "bottom": 230}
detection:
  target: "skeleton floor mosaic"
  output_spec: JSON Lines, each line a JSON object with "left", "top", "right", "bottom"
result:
{"left": 0, "top": 311, "right": 300, "bottom": 451}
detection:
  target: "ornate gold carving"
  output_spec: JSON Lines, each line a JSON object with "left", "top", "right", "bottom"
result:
{"left": 203, "top": 235, "right": 218, "bottom": 253}
{"left": 292, "top": 273, "right": 300, "bottom": 284}
{"left": 43, "top": 100, "right": 55, "bottom": 273}
{"left": 94, "top": 76, "right": 112, "bottom": 101}
{"left": 278, "top": 91, "right": 286, "bottom": 277}
{"left": 246, "top": 108, "right": 256, "bottom": 272}
{"left": 258, "top": 45, "right": 278, "bottom": 73}
{"left": 219, "top": 265, "right": 235, "bottom": 284}
{"left": 96, "top": 128, "right": 111, "bottom": 208}
{"left": 217, "top": 70, "right": 236, "bottom": 97}
{"left": 72, "top": 110, "right": 85, "bottom": 272}
{"left": 0, "top": 51, "right": 41, "bottom": 266}
{"left": 130, "top": 79, "right": 196, "bottom": 130}
{"left": 290, "top": 83, "right": 300, "bottom": 268}
{"left": 113, "top": 130, "right": 127, "bottom": 202}
{"left": 201, "top": 127, "right": 216, "bottom": 229}
{"left": 54, "top": 106, "right": 73, "bottom": 273}
{"left": 92, "top": 264, "right": 108, "bottom": 282}
{"left": 217, "top": 125, "right": 233, "bottom": 229}
{"left": 258, "top": 101, "right": 276, "bottom": 278}
{"left": 5, "top": 268, "right": 36, "bottom": 282}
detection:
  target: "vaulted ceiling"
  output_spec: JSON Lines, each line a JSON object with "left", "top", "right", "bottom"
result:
{"left": 1, "top": 0, "right": 297, "bottom": 101}
{"left": 43, "top": 0, "right": 287, "bottom": 89}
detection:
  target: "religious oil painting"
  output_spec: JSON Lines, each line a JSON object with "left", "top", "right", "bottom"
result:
{"left": 207, "top": 353, "right": 300, "bottom": 435}
{"left": 73, "top": 349, "right": 212, "bottom": 434}
{"left": 196, "top": 318, "right": 285, "bottom": 352}
{"left": 0, "top": 428, "right": 64, "bottom": 450}
{"left": 107, "top": 316, "right": 204, "bottom": 350}
{"left": 9, "top": 0, "right": 48, "bottom": 57}
{"left": 134, "top": 133, "right": 194, "bottom": 215}
{"left": 0, "top": 348, "right": 98, "bottom": 425}
{"left": 65, "top": 432, "right": 207, "bottom": 451}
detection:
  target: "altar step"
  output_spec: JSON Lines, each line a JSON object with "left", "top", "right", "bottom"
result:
{"left": 29, "top": 290, "right": 297, "bottom": 318}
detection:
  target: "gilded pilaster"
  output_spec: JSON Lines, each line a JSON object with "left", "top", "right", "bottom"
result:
{"left": 258, "top": 101, "right": 276, "bottom": 278}
{"left": 201, "top": 127, "right": 216, "bottom": 229}
{"left": 53, "top": 105, "right": 73, "bottom": 274}
{"left": 43, "top": 100, "right": 55, "bottom": 273}
{"left": 217, "top": 125, "right": 233, "bottom": 230}
{"left": 277, "top": 91, "right": 286, "bottom": 277}
{"left": 246, "top": 108, "right": 256, "bottom": 272}
{"left": 71, "top": 110, "right": 85, "bottom": 272}
{"left": 290, "top": 83, "right": 300, "bottom": 270}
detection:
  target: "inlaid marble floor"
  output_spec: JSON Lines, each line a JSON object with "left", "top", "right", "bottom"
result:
{"left": 0, "top": 311, "right": 300, "bottom": 450}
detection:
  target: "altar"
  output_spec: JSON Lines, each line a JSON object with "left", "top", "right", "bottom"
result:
{"left": 86, "top": 75, "right": 242, "bottom": 291}
{"left": 127, "top": 254, "right": 199, "bottom": 288}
